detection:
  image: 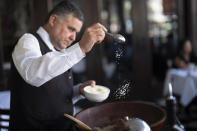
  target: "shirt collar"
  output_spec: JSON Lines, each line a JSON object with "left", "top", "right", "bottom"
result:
{"left": 36, "top": 27, "right": 56, "bottom": 51}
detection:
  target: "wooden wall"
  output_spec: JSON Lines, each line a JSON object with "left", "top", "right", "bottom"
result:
{"left": 131, "top": 0, "right": 152, "bottom": 100}
{"left": 79, "top": 0, "right": 105, "bottom": 85}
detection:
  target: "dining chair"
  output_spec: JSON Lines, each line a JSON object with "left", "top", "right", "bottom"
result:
{"left": 0, "top": 109, "right": 10, "bottom": 131}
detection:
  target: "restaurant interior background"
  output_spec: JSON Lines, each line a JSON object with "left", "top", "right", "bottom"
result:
{"left": 1, "top": 0, "right": 197, "bottom": 130}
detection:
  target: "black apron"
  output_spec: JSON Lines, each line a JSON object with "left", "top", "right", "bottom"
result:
{"left": 9, "top": 33, "right": 74, "bottom": 131}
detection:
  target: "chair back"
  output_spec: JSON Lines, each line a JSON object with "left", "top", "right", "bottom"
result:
{"left": 0, "top": 109, "right": 10, "bottom": 131}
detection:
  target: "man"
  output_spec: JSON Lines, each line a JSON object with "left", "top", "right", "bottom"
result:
{"left": 8, "top": 0, "right": 107, "bottom": 131}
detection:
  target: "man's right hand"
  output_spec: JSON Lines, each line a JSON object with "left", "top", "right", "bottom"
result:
{"left": 79, "top": 23, "right": 107, "bottom": 53}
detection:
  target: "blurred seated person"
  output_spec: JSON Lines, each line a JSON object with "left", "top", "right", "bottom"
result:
{"left": 173, "top": 39, "right": 197, "bottom": 69}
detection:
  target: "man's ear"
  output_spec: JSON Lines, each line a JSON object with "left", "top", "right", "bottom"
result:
{"left": 48, "top": 14, "right": 57, "bottom": 27}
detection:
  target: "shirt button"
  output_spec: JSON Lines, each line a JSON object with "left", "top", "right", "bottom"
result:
{"left": 68, "top": 76, "right": 72, "bottom": 79}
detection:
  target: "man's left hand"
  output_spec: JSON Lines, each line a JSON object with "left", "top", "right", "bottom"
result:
{"left": 79, "top": 80, "right": 96, "bottom": 95}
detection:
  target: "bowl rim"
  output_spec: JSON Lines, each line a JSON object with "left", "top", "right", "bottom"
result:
{"left": 75, "top": 101, "right": 166, "bottom": 129}
{"left": 84, "top": 85, "right": 110, "bottom": 95}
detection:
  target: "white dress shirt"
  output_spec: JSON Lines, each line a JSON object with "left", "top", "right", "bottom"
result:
{"left": 12, "top": 27, "right": 85, "bottom": 87}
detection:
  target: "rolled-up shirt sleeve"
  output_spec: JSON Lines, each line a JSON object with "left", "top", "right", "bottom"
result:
{"left": 12, "top": 33, "right": 85, "bottom": 87}
{"left": 72, "top": 84, "right": 85, "bottom": 104}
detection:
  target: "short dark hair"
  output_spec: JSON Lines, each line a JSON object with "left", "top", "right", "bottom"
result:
{"left": 45, "top": 0, "right": 84, "bottom": 23}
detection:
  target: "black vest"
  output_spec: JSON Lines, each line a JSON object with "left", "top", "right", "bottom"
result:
{"left": 9, "top": 33, "right": 74, "bottom": 131}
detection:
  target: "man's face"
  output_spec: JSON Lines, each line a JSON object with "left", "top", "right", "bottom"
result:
{"left": 49, "top": 14, "right": 83, "bottom": 50}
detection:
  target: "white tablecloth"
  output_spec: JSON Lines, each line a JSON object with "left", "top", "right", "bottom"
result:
{"left": 164, "top": 69, "right": 197, "bottom": 107}
{"left": 0, "top": 91, "right": 10, "bottom": 109}
{"left": 0, "top": 90, "right": 10, "bottom": 131}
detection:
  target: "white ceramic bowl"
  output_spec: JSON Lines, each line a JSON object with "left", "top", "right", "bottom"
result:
{"left": 84, "top": 85, "right": 110, "bottom": 102}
